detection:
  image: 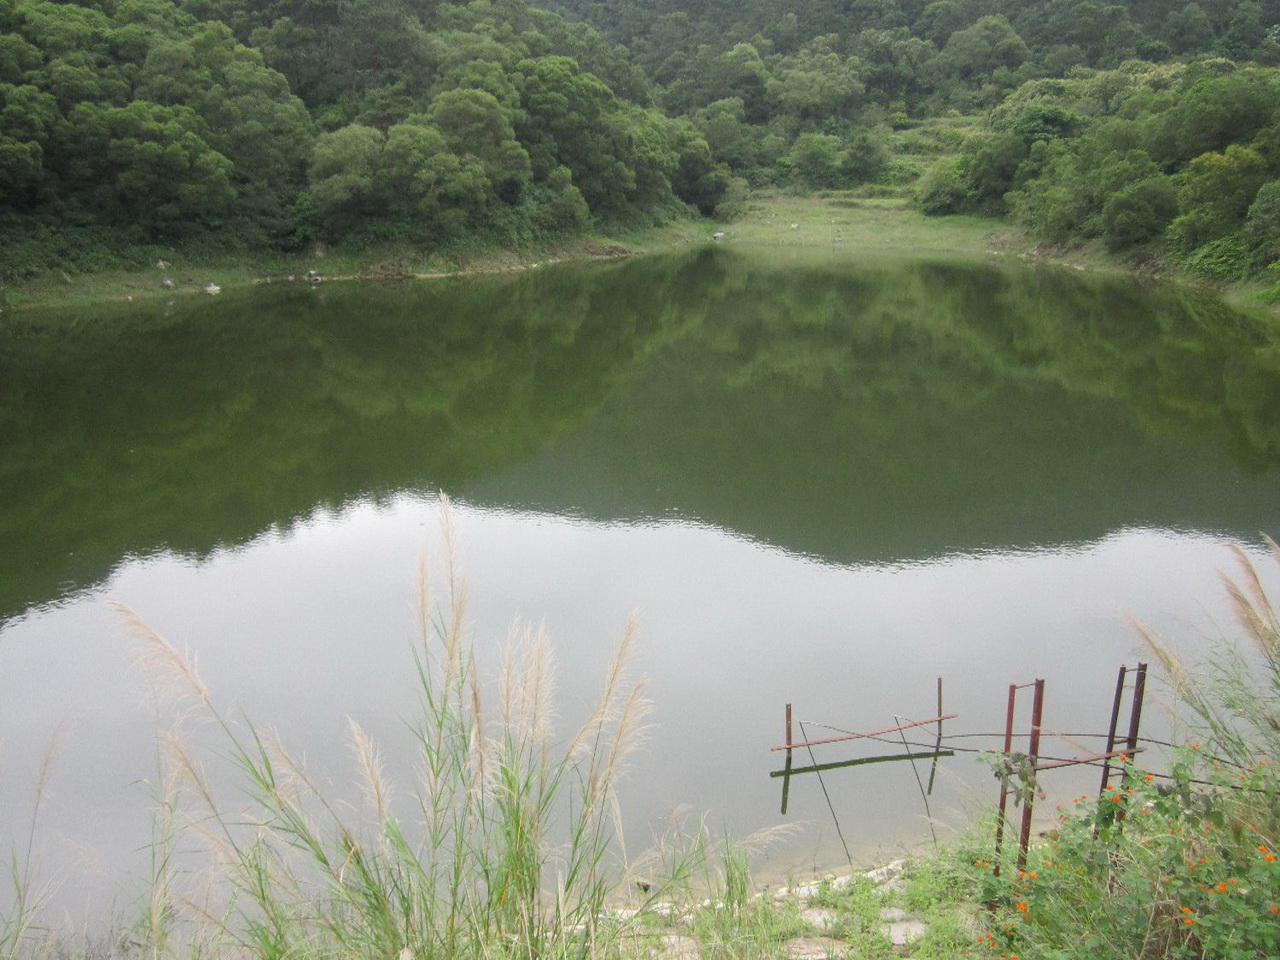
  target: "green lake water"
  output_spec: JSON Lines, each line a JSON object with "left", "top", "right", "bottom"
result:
{"left": 3, "top": 246, "right": 1280, "bottom": 914}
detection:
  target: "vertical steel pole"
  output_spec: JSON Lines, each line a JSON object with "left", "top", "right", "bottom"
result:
{"left": 992, "top": 683, "right": 1018, "bottom": 878}
{"left": 1099, "top": 665, "right": 1127, "bottom": 797}
{"left": 1113, "top": 663, "right": 1147, "bottom": 826}
{"left": 1123, "top": 663, "right": 1147, "bottom": 756}
{"left": 1016, "top": 679, "right": 1046, "bottom": 872}
{"left": 927, "top": 676, "right": 944, "bottom": 795}
{"left": 781, "top": 702, "right": 793, "bottom": 815}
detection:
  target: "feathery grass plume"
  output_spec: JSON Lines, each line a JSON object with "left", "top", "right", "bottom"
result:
{"left": 1222, "top": 537, "right": 1280, "bottom": 673}
{"left": 86, "top": 511, "right": 691, "bottom": 960}
{"left": 501, "top": 622, "right": 556, "bottom": 754}
{"left": 348, "top": 718, "right": 392, "bottom": 826}
{"left": 113, "top": 600, "right": 213, "bottom": 716}
{"left": 1132, "top": 537, "right": 1280, "bottom": 771}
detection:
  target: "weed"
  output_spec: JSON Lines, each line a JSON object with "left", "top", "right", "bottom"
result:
{"left": 974, "top": 537, "right": 1280, "bottom": 960}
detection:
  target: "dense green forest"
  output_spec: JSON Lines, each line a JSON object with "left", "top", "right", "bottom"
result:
{"left": 3, "top": 0, "right": 1280, "bottom": 287}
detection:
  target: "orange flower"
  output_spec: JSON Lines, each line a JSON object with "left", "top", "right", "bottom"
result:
{"left": 1016, "top": 901, "right": 1028, "bottom": 914}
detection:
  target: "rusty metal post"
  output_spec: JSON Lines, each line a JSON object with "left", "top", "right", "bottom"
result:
{"left": 927, "top": 676, "right": 944, "bottom": 795}
{"left": 1099, "top": 665, "right": 1128, "bottom": 797}
{"left": 1016, "top": 679, "right": 1046, "bottom": 872}
{"left": 1112, "top": 663, "right": 1147, "bottom": 826}
{"left": 781, "top": 702, "right": 793, "bottom": 815}
{"left": 992, "top": 682, "right": 1018, "bottom": 878}
{"left": 1123, "top": 663, "right": 1147, "bottom": 756}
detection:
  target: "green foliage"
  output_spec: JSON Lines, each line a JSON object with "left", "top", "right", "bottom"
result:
{"left": 1169, "top": 145, "right": 1270, "bottom": 253}
{"left": 8, "top": 0, "right": 1280, "bottom": 270}
{"left": 941, "top": 57, "right": 1280, "bottom": 276}
{"left": 976, "top": 541, "right": 1280, "bottom": 960}
{"left": 1101, "top": 176, "right": 1177, "bottom": 249}
{"left": 933, "top": 15, "right": 1030, "bottom": 92}
{"left": 1245, "top": 179, "right": 1280, "bottom": 267}
{"left": 787, "top": 132, "right": 846, "bottom": 189}
{"left": 1182, "top": 231, "right": 1255, "bottom": 281}
{"left": 307, "top": 124, "right": 386, "bottom": 235}
{"left": 917, "top": 156, "right": 970, "bottom": 216}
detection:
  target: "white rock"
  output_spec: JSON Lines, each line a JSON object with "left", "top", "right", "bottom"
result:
{"left": 799, "top": 908, "right": 835, "bottom": 931}
{"left": 882, "top": 921, "right": 927, "bottom": 946}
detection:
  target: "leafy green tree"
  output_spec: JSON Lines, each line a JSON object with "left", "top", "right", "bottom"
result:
{"left": 915, "top": 0, "right": 969, "bottom": 47}
{"left": 1101, "top": 176, "right": 1177, "bottom": 249}
{"left": 787, "top": 132, "right": 845, "bottom": 188}
{"left": 664, "top": 115, "right": 728, "bottom": 213}
{"left": 933, "top": 16, "right": 1029, "bottom": 85}
{"left": 767, "top": 36, "right": 864, "bottom": 122}
{"left": 1168, "top": 143, "right": 1270, "bottom": 251}
{"left": 307, "top": 123, "right": 386, "bottom": 235}
{"left": 1163, "top": 3, "right": 1215, "bottom": 55}
{"left": 0, "top": 82, "right": 56, "bottom": 205}
{"left": 528, "top": 163, "right": 590, "bottom": 233}
{"left": 963, "top": 129, "right": 1028, "bottom": 212}
{"left": 59, "top": 100, "right": 236, "bottom": 237}
{"left": 516, "top": 54, "right": 652, "bottom": 217}
{"left": 852, "top": 27, "right": 934, "bottom": 109}
{"left": 1218, "top": 0, "right": 1267, "bottom": 59}
{"left": 138, "top": 24, "right": 313, "bottom": 227}
{"left": 428, "top": 87, "right": 530, "bottom": 203}
{"left": 0, "top": 32, "right": 42, "bottom": 84}
{"left": 1161, "top": 66, "right": 1280, "bottom": 164}
{"left": 841, "top": 126, "right": 889, "bottom": 183}
{"left": 692, "top": 97, "right": 759, "bottom": 173}
{"left": 917, "top": 155, "right": 971, "bottom": 216}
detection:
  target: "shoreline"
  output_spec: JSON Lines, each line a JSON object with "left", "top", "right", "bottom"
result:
{"left": 3, "top": 195, "right": 1277, "bottom": 320}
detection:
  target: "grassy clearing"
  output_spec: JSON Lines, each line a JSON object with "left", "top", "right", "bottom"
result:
{"left": 708, "top": 191, "right": 1018, "bottom": 259}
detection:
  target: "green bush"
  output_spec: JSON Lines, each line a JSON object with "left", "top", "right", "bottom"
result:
{"left": 1101, "top": 177, "right": 1178, "bottom": 250}
{"left": 917, "top": 157, "right": 971, "bottom": 215}
{"left": 1181, "top": 231, "right": 1254, "bottom": 281}
{"left": 976, "top": 538, "right": 1280, "bottom": 960}
{"left": 1245, "top": 180, "right": 1280, "bottom": 268}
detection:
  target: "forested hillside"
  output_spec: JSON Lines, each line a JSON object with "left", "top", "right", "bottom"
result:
{"left": 3, "top": 0, "right": 1280, "bottom": 287}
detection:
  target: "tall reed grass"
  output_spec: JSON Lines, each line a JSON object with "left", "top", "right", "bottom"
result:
{"left": 4, "top": 510, "right": 708, "bottom": 960}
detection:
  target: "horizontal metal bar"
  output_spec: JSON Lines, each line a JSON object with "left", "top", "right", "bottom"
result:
{"left": 1035, "top": 747, "right": 1143, "bottom": 772}
{"left": 770, "top": 750, "right": 955, "bottom": 778}
{"left": 771, "top": 714, "right": 958, "bottom": 752}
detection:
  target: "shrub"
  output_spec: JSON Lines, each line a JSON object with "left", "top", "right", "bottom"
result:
{"left": 1101, "top": 176, "right": 1178, "bottom": 250}
{"left": 976, "top": 538, "right": 1280, "bottom": 960}
{"left": 917, "top": 157, "right": 971, "bottom": 215}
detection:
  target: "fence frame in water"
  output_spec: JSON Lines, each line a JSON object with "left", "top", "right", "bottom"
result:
{"left": 770, "top": 663, "right": 1150, "bottom": 871}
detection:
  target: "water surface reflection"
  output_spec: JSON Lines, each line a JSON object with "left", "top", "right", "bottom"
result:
{"left": 3, "top": 249, "right": 1280, "bottom": 915}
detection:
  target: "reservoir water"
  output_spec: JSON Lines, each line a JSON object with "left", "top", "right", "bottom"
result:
{"left": 3, "top": 247, "right": 1280, "bottom": 918}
